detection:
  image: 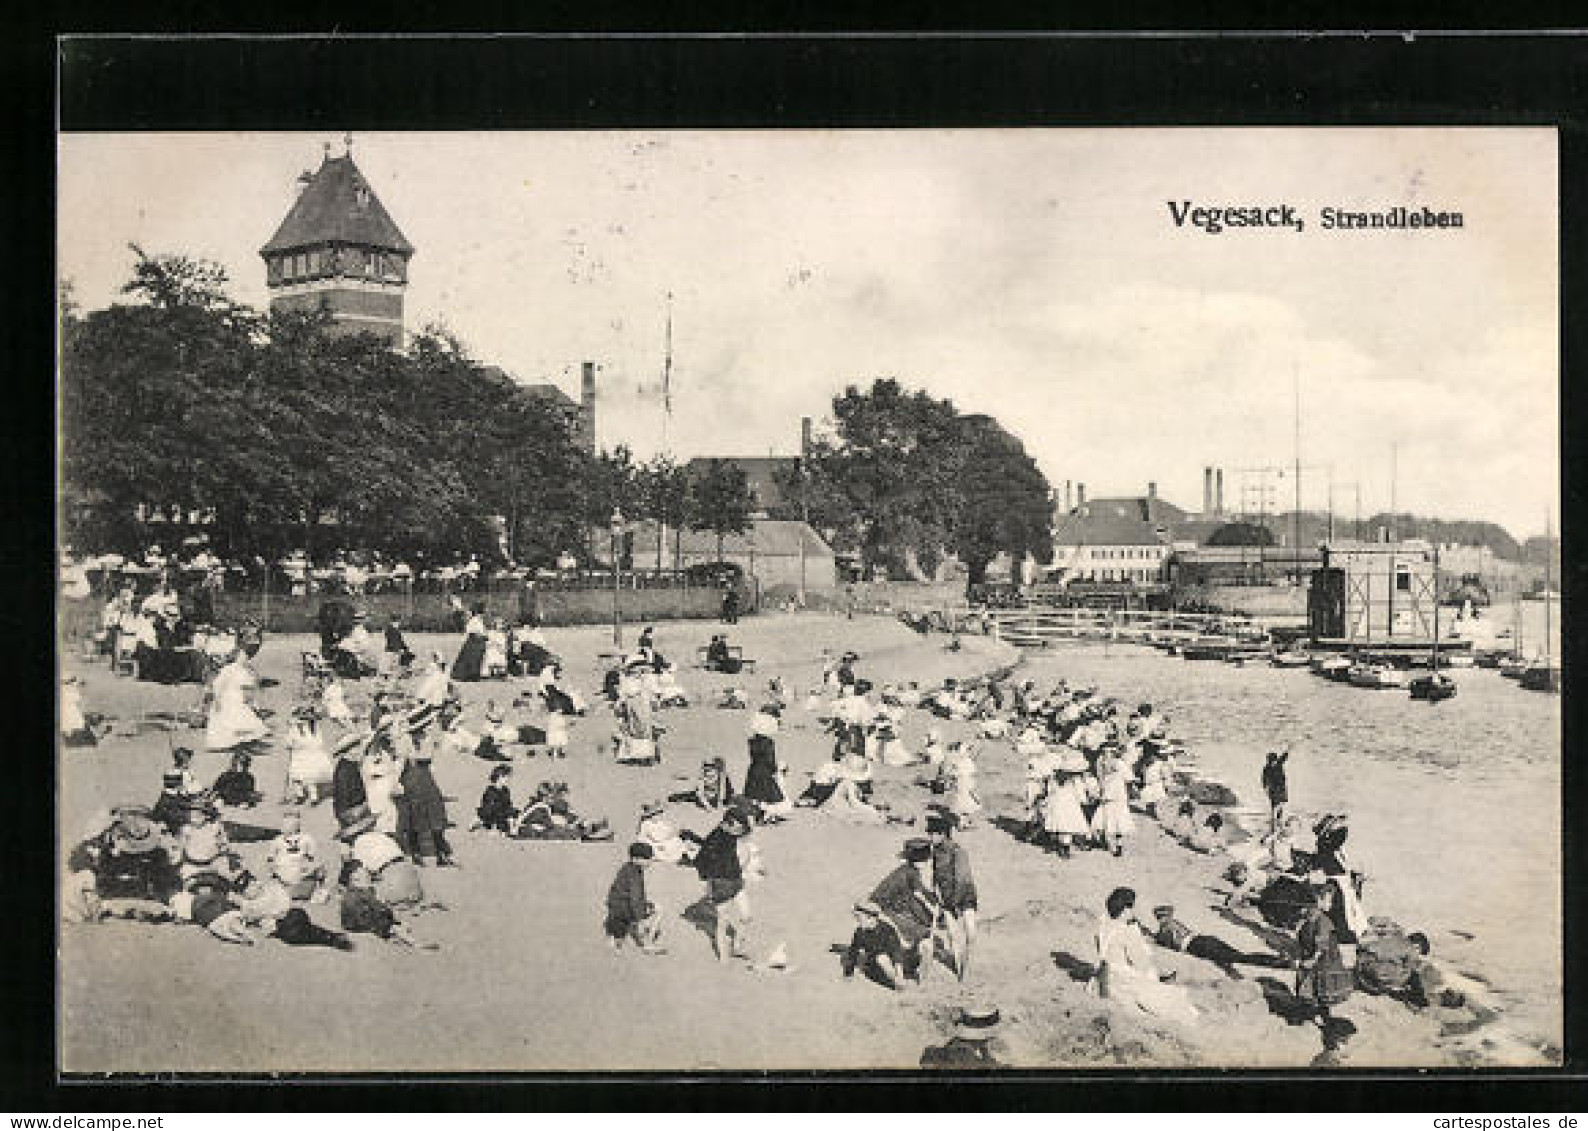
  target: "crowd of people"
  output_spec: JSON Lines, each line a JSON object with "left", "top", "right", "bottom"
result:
{"left": 62, "top": 601, "right": 1487, "bottom": 1069}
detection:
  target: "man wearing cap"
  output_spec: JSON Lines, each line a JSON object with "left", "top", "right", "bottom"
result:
{"left": 927, "top": 812, "right": 978, "bottom": 981}
{"left": 869, "top": 837, "right": 942, "bottom": 983}
{"left": 919, "top": 1005, "right": 1006, "bottom": 1068}
{"left": 605, "top": 842, "right": 665, "bottom": 953}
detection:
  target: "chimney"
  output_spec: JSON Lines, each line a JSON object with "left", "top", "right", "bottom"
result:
{"left": 1203, "top": 467, "right": 1213, "bottom": 515}
{"left": 579, "top": 362, "right": 597, "bottom": 455}
{"left": 1215, "top": 468, "right": 1224, "bottom": 516}
{"left": 1148, "top": 481, "right": 1157, "bottom": 501}
{"left": 1064, "top": 480, "right": 1072, "bottom": 511}
{"left": 800, "top": 416, "right": 813, "bottom": 461}
{"left": 1077, "top": 483, "right": 1087, "bottom": 512}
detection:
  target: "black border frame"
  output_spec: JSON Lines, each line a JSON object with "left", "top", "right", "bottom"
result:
{"left": 12, "top": 25, "right": 1586, "bottom": 1112}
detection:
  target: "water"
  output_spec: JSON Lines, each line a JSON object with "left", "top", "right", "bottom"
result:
{"left": 1017, "top": 638, "right": 1562, "bottom": 1050}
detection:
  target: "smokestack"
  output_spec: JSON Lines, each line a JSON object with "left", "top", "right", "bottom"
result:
{"left": 1148, "top": 481, "right": 1157, "bottom": 501}
{"left": 1203, "top": 467, "right": 1213, "bottom": 515}
{"left": 800, "top": 416, "right": 812, "bottom": 461}
{"left": 580, "top": 362, "right": 597, "bottom": 455}
{"left": 1216, "top": 468, "right": 1224, "bottom": 516}
{"left": 1077, "top": 483, "right": 1087, "bottom": 512}
{"left": 1064, "top": 480, "right": 1072, "bottom": 511}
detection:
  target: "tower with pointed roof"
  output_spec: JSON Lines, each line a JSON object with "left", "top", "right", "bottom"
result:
{"left": 259, "top": 142, "right": 414, "bottom": 346}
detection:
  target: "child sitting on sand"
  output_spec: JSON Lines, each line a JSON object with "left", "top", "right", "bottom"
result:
{"left": 211, "top": 751, "right": 262, "bottom": 808}
{"left": 476, "top": 764, "right": 518, "bottom": 833}
{"left": 514, "top": 782, "right": 613, "bottom": 841}
{"left": 266, "top": 813, "right": 328, "bottom": 903}
{"left": 605, "top": 842, "right": 666, "bottom": 953}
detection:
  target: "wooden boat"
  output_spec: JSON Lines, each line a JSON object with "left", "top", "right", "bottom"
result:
{"left": 1519, "top": 663, "right": 1561, "bottom": 693}
{"left": 1409, "top": 672, "right": 1457, "bottom": 701}
{"left": 1315, "top": 655, "right": 1354, "bottom": 681}
{"left": 1270, "top": 650, "right": 1312, "bottom": 668}
{"left": 1349, "top": 663, "right": 1407, "bottom": 689}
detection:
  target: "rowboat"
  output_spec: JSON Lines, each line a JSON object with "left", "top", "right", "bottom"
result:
{"left": 1348, "top": 663, "right": 1407, "bottom": 689}
{"left": 1408, "top": 672, "right": 1457, "bottom": 702}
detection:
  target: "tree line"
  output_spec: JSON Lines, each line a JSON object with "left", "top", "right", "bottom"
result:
{"left": 59, "top": 252, "right": 1054, "bottom": 584}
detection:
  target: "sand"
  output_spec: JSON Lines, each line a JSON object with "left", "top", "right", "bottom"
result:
{"left": 57, "top": 612, "right": 1555, "bottom": 1073}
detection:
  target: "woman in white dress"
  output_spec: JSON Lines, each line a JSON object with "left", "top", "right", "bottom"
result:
{"left": 413, "top": 652, "right": 453, "bottom": 706}
{"left": 1093, "top": 886, "right": 1198, "bottom": 1025}
{"left": 362, "top": 738, "right": 404, "bottom": 836}
{"left": 205, "top": 645, "right": 271, "bottom": 752}
{"left": 284, "top": 705, "right": 336, "bottom": 805}
{"left": 1091, "top": 750, "right": 1135, "bottom": 856}
{"left": 1042, "top": 753, "right": 1094, "bottom": 856}
{"left": 483, "top": 619, "right": 509, "bottom": 679}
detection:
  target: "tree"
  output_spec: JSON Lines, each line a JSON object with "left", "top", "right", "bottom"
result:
{"left": 689, "top": 459, "right": 753, "bottom": 563}
{"left": 640, "top": 455, "right": 694, "bottom": 571}
{"left": 949, "top": 416, "right": 1054, "bottom": 587}
{"left": 1207, "top": 522, "right": 1277, "bottom": 547}
{"left": 787, "top": 379, "right": 1052, "bottom": 582}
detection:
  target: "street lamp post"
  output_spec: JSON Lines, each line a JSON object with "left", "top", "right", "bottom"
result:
{"left": 610, "top": 508, "right": 624, "bottom": 648}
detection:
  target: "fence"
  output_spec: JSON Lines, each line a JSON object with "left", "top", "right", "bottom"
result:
{"left": 57, "top": 572, "right": 759, "bottom": 642}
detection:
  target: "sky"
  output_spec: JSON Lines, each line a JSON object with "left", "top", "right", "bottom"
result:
{"left": 57, "top": 128, "right": 1558, "bottom": 542}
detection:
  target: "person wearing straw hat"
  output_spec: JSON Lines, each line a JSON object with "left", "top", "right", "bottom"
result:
{"left": 919, "top": 1004, "right": 1006, "bottom": 1068}
{"left": 331, "top": 731, "right": 372, "bottom": 825}
{"left": 868, "top": 837, "right": 942, "bottom": 983}
{"left": 338, "top": 802, "right": 425, "bottom": 908}
{"left": 742, "top": 706, "right": 791, "bottom": 822}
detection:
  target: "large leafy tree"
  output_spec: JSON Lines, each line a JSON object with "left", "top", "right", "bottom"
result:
{"left": 786, "top": 379, "right": 1052, "bottom": 583}
{"left": 950, "top": 416, "right": 1055, "bottom": 586}
{"left": 689, "top": 458, "right": 753, "bottom": 563}
{"left": 59, "top": 248, "right": 593, "bottom": 569}
{"left": 639, "top": 454, "right": 694, "bottom": 570}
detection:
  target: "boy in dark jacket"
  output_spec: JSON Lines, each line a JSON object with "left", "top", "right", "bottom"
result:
{"left": 605, "top": 842, "right": 665, "bottom": 953}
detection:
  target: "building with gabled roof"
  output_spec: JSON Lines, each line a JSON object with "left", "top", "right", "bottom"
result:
{"left": 684, "top": 456, "right": 803, "bottom": 519}
{"left": 260, "top": 146, "right": 414, "bottom": 345}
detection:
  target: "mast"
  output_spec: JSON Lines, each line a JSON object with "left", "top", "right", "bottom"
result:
{"left": 1544, "top": 512, "right": 1552, "bottom": 665}
{"left": 657, "top": 292, "right": 674, "bottom": 572}
{"left": 1432, "top": 544, "right": 1440, "bottom": 670}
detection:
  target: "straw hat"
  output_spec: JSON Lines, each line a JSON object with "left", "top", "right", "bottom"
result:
{"left": 336, "top": 802, "right": 378, "bottom": 841}
{"left": 331, "top": 733, "right": 368, "bottom": 759}
{"left": 954, "top": 1004, "right": 1002, "bottom": 1042}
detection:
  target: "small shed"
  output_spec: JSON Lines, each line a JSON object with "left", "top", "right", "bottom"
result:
{"left": 1308, "top": 539, "right": 1439, "bottom": 644}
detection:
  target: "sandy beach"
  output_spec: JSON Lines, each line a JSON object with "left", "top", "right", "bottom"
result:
{"left": 57, "top": 611, "right": 1559, "bottom": 1073}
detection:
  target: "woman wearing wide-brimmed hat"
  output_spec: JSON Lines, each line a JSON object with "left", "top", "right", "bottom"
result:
{"left": 868, "top": 837, "right": 943, "bottom": 982}
{"left": 398, "top": 736, "right": 456, "bottom": 867}
{"left": 204, "top": 641, "right": 270, "bottom": 753}
{"left": 742, "top": 707, "right": 791, "bottom": 821}
{"left": 1040, "top": 749, "right": 1093, "bottom": 856}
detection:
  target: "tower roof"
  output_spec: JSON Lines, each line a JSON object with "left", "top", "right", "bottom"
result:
{"left": 260, "top": 153, "right": 414, "bottom": 256}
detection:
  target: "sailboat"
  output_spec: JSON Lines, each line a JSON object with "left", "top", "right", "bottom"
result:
{"left": 1410, "top": 547, "right": 1457, "bottom": 701}
{"left": 1519, "top": 518, "right": 1560, "bottom": 693}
